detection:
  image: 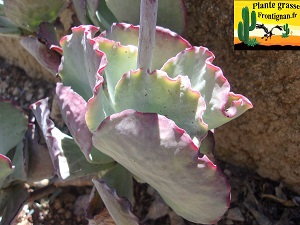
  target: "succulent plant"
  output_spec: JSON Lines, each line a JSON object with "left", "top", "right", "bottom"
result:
{"left": 30, "top": 9, "right": 252, "bottom": 223}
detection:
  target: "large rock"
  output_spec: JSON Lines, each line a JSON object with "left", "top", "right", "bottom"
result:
{"left": 184, "top": 0, "right": 300, "bottom": 193}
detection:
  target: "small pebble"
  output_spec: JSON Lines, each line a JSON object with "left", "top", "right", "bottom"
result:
{"left": 58, "top": 208, "right": 65, "bottom": 214}
{"left": 65, "top": 210, "right": 72, "bottom": 219}
{"left": 25, "top": 92, "right": 33, "bottom": 101}
{"left": 226, "top": 207, "right": 245, "bottom": 222}
{"left": 53, "top": 199, "right": 62, "bottom": 210}
{"left": 12, "top": 87, "right": 20, "bottom": 96}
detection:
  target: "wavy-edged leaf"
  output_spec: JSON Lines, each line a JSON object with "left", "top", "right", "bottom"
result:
{"left": 86, "top": 76, "right": 115, "bottom": 132}
{"left": 59, "top": 25, "right": 107, "bottom": 101}
{"left": 20, "top": 36, "right": 61, "bottom": 76}
{"left": 0, "top": 183, "right": 29, "bottom": 225}
{"left": 30, "top": 98, "right": 68, "bottom": 179}
{"left": 93, "top": 180, "right": 140, "bottom": 225}
{"left": 106, "top": 0, "right": 186, "bottom": 34}
{"left": 92, "top": 110, "right": 230, "bottom": 224}
{"left": 4, "top": 0, "right": 66, "bottom": 32}
{"left": 101, "top": 23, "right": 191, "bottom": 70}
{"left": 94, "top": 36, "right": 138, "bottom": 104}
{"left": 0, "top": 154, "right": 14, "bottom": 189}
{"left": 161, "top": 46, "right": 253, "bottom": 129}
{"left": 0, "top": 100, "right": 28, "bottom": 155}
{"left": 56, "top": 83, "right": 114, "bottom": 163}
{"left": 114, "top": 69, "right": 208, "bottom": 138}
{"left": 30, "top": 98, "right": 115, "bottom": 180}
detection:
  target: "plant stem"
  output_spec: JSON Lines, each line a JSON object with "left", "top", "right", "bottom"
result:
{"left": 137, "top": 0, "right": 158, "bottom": 71}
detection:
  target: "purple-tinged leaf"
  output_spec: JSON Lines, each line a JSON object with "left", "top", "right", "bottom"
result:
{"left": 30, "top": 98, "right": 66, "bottom": 178}
{"left": 161, "top": 46, "right": 253, "bottom": 129}
{"left": 58, "top": 25, "right": 108, "bottom": 101}
{"left": 114, "top": 69, "right": 208, "bottom": 138}
{"left": 101, "top": 23, "right": 191, "bottom": 70}
{"left": 26, "top": 123, "right": 55, "bottom": 182}
{"left": 0, "top": 100, "right": 28, "bottom": 156}
{"left": 20, "top": 36, "right": 61, "bottom": 76}
{"left": 56, "top": 83, "right": 114, "bottom": 163}
{"left": 92, "top": 110, "right": 230, "bottom": 224}
{"left": 0, "top": 154, "right": 14, "bottom": 188}
{"left": 0, "top": 183, "right": 29, "bottom": 225}
{"left": 93, "top": 180, "right": 140, "bottom": 225}
{"left": 37, "top": 22, "right": 60, "bottom": 48}
{"left": 30, "top": 98, "right": 114, "bottom": 180}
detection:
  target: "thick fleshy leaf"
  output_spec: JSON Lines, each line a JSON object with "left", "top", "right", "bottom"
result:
{"left": 26, "top": 123, "right": 55, "bottom": 181}
{"left": 87, "top": 0, "right": 118, "bottom": 30}
{"left": 0, "top": 183, "right": 29, "bottom": 225}
{"left": 20, "top": 36, "right": 61, "bottom": 76}
{"left": 0, "top": 100, "right": 28, "bottom": 155}
{"left": 0, "top": 16, "right": 21, "bottom": 36}
{"left": 161, "top": 46, "right": 253, "bottom": 129}
{"left": 0, "top": 154, "right": 14, "bottom": 189}
{"left": 37, "top": 22, "right": 60, "bottom": 49}
{"left": 93, "top": 180, "right": 140, "bottom": 225}
{"left": 114, "top": 69, "right": 208, "bottom": 138}
{"left": 30, "top": 98, "right": 114, "bottom": 179}
{"left": 30, "top": 98, "right": 68, "bottom": 179}
{"left": 101, "top": 23, "right": 191, "bottom": 70}
{"left": 94, "top": 36, "right": 138, "bottom": 104}
{"left": 58, "top": 25, "right": 107, "bottom": 101}
{"left": 92, "top": 110, "right": 230, "bottom": 224}
{"left": 71, "top": 0, "right": 90, "bottom": 24}
{"left": 4, "top": 0, "right": 66, "bottom": 32}
{"left": 5, "top": 141, "right": 27, "bottom": 184}
{"left": 56, "top": 83, "right": 114, "bottom": 163}
{"left": 86, "top": 76, "right": 115, "bottom": 132}
{"left": 106, "top": 0, "right": 186, "bottom": 34}
{"left": 100, "top": 163, "right": 133, "bottom": 203}
{"left": 60, "top": 134, "right": 116, "bottom": 179}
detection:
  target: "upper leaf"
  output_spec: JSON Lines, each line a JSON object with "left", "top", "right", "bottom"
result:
{"left": 161, "top": 46, "right": 253, "bottom": 129}
{"left": 58, "top": 25, "right": 108, "bottom": 101}
{"left": 92, "top": 109, "right": 230, "bottom": 224}
{"left": 101, "top": 23, "right": 191, "bottom": 70}
{"left": 114, "top": 69, "right": 208, "bottom": 138}
{"left": 0, "top": 100, "right": 28, "bottom": 156}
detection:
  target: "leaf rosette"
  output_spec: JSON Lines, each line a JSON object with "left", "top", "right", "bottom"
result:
{"left": 44, "top": 23, "right": 252, "bottom": 224}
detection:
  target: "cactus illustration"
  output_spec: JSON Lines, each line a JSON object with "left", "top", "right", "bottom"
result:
{"left": 282, "top": 23, "right": 290, "bottom": 38}
{"left": 238, "top": 6, "right": 256, "bottom": 44}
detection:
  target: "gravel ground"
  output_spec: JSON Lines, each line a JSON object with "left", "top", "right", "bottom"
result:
{"left": 1, "top": 57, "right": 300, "bottom": 225}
